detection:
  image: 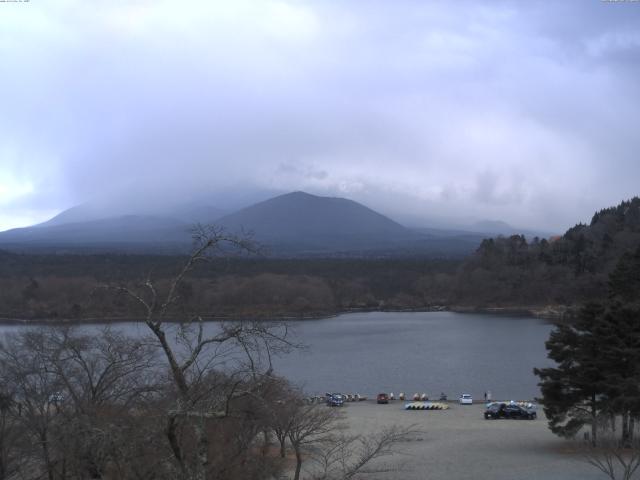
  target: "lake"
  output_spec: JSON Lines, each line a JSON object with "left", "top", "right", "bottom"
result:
{"left": 0, "top": 311, "right": 554, "bottom": 400}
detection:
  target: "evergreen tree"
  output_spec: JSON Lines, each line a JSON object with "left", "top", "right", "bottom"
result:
{"left": 595, "top": 304, "right": 640, "bottom": 445}
{"left": 609, "top": 246, "right": 640, "bottom": 304}
{"left": 534, "top": 303, "right": 608, "bottom": 446}
{"left": 536, "top": 248, "right": 640, "bottom": 446}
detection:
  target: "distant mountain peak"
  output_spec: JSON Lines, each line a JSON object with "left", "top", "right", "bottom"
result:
{"left": 213, "top": 191, "right": 418, "bottom": 253}
{"left": 285, "top": 190, "right": 314, "bottom": 197}
{"left": 473, "top": 220, "right": 514, "bottom": 231}
{"left": 264, "top": 190, "right": 355, "bottom": 203}
{"left": 470, "top": 219, "right": 553, "bottom": 238}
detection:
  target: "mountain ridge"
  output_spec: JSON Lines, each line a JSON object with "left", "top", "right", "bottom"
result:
{"left": 0, "top": 191, "right": 494, "bottom": 256}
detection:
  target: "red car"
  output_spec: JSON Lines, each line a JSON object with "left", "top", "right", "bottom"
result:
{"left": 377, "top": 393, "right": 389, "bottom": 404}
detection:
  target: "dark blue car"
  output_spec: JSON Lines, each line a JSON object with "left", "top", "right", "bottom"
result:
{"left": 326, "top": 393, "right": 344, "bottom": 407}
{"left": 484, "top": 402, "right": 536, "bottom": 420}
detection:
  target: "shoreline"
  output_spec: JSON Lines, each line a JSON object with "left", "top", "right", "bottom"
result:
{"left": 0, "top": 304, "right": 574, "bottom": 326}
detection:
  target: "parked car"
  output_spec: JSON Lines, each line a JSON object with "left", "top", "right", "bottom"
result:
{"left": 326, "top": 393, "right": 344, "bottom": 407}
{"left": 484, "top": 402, "right": 536, "bottom": 420}
{"left": 376, "top": 393, "right": 389, "bottom": 404}
{"left": 459, "top": 393, "right": 473, "bottom": 405}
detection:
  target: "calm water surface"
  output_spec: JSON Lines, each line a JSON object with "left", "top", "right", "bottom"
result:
{"left": 0, "top": 312, "right": 553, "bottom": 400}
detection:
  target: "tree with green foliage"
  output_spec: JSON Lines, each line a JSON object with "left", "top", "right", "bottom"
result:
{"left": 609, "top": 246, "right": 640, "bottom": 304}
{"left": 536, "top": 248, "right": 640, "bottom": 447}
{"left": 534, "top": 303, "right": 609, "bottom": 446}
{"left": 599, "top": 305, "right": 640, "bottom": 445}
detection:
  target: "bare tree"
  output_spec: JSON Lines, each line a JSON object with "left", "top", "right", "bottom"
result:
{"left": 583, "top": 424, "right": 640, "bottom": 480}
{"left": 46, "top": 327, "right": 160, "bottom": 479}
{"left": 0, "top": 330, "right": 67, "bottom": 480}
{"left": 309, "top": 425, "right": 420, "bottom": 480}
{"left": 0, "top": 384, "right": 26, "bottom": 480}
{"left": 285, "top": 403, "right": 343, "bottom": 480}
{"left": 261, "top": 378, "right": 303, "bottom": 459}
{"left": 0, "top": 326, "right": 162, "bottom": 480}
{"left": 46, "top": 327, "right": 158, "bottom": 413}
{"left": 107, "top": 226, "right": 297, "bottom": 480}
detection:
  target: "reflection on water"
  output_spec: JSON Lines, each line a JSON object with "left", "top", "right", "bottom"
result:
{"left": 0, "top": 311, "right": 553, "bottom": 400}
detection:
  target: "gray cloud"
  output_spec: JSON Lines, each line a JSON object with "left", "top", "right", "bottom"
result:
{"left": 0, "top": 0, "right": 639, "bottom": 232}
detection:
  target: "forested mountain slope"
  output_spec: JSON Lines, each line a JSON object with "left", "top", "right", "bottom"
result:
{"left": 453, "top": 197, "right": 640, "bottom": 306}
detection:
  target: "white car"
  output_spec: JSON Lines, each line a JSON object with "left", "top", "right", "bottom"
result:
{"left": 459, "top": 393, "right": 473, "bottom": 405}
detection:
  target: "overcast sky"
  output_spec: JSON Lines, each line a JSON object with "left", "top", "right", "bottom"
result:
{"left": 1, "top": 0, "right": 639, "bottom": 232}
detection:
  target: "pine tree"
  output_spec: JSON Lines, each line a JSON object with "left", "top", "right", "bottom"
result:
{"left": 595, "top": 305, "right": 640, "bottom": 445}
{"left": 534, "top": 303, "right": 608, "bottom": 446}
{"left": 609, "top": 246, "right": 640, "bottom": 304}
{"left": 535, "top": 247, "right": 640, "bottom": 446}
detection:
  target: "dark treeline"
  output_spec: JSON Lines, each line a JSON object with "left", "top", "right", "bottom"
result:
{"left": 0, "top": 255, "right": 459, "bottom": 320}
{"left": 456, "top": 197, "right": 640, "bottom": 308}
{"left": 2, "top": 197, "right": 640, "bottom": 321}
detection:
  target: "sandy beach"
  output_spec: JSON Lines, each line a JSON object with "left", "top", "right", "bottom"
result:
{"left": 339, "top": 401, "right": 604, "bottom": 480}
